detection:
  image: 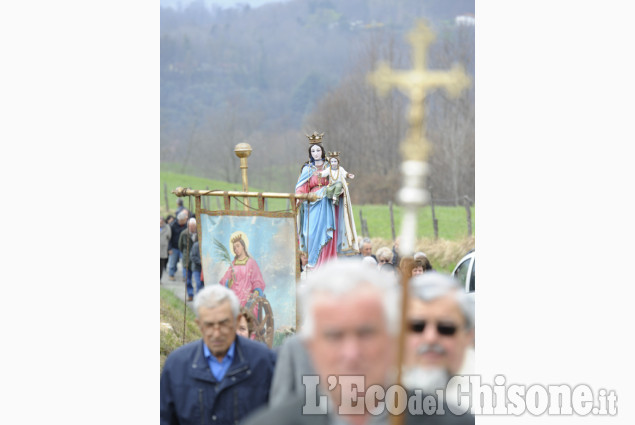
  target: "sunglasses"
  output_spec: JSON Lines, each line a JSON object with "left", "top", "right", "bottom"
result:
{"left": 408, "top": 320, "right": 459, "bottom": 336}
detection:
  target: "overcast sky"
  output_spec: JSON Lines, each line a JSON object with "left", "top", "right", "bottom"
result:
{"left": 160, "top": 0, "right": 289, "bottom": 9}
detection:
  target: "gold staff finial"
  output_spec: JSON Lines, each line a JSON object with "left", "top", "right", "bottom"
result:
{"left": 234, "top": 143, "right": 253, "bottom": 211}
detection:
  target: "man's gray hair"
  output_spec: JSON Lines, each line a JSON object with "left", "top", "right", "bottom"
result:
{"left": 361, "top": 237, "right": 372, "bottom": 246}
{"left": 177, "top": 210, "right": 189, "bottom": 221}
{"left": 187, "top": 217, "right": 196, "bottom": 227}
{"left": 409, "top": 272, "right": 474, "bottom": 331}
{"left": 193, "top": 284, "right": 240, "bottom": 318}
{"left": 298, "top": 259, "right": 401, "bottom": 338}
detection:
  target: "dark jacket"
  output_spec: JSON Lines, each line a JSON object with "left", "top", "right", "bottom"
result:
{"left": 190, "top": 241, "right": 201, "bottom": 272}
{"left": 161, "top": 336, "right": 276, "bottom": 425}
{"left": 169, "top": 220, "right": 187, "bottom": 251}
{"left": 178, "top": 229, "right": 196, "bottom": 270}
{"left": 160, "top": 224, "right": 172, "bottom": 259}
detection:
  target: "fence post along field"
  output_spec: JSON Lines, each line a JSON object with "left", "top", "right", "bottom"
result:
{"left": 464, "top": 195, "right": 473, "bottom": 237}
{"left": 429, "top": 185, "right": 439, "bottom": 240}
{"left": 164, "top": 183, "right": 170, "bottom": 213}
{"left": 389, "top": 200, "right": 396, "bottom": 241}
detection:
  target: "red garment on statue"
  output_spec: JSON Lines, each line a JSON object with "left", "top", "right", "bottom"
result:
{"left": 315, "top": 204, "right": 338, "bottom": 268}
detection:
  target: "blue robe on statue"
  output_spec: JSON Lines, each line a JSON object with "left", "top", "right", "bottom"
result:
{"left": 295, "top": 162, "right": 336, "bottom": 268}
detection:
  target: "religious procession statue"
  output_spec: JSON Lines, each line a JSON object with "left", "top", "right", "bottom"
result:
{"left": 295, "top": 132, "right": 359, "bottom": 269}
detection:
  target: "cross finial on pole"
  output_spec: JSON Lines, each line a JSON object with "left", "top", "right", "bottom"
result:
{"left": 366, "top": 20, "right": 471, "bottom": 425}
{"left": 367, "top": 20, "right": 470, "bottom": 163}
{"left": 367, "top": 19, "right": 471, "bottom": 253}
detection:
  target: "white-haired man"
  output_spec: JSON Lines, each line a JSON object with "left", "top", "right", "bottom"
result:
{"left": 244, "top": 260, "right": 473, "bottom": 425}
{"left": 359, "top": 237, "right": 377, "bottom": 262}
{"left": 160, "top": 284, "right": 276, "bottom": 425}
{"left": 403, "top": 272, "right": 475, "bottom": 406}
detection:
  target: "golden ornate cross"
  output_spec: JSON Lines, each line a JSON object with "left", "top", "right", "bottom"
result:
{"left": 366, "top": 21, "right": 471, "bottom": 425}
{"left": 367, "top": 20, "right": 470, "bottom": 162}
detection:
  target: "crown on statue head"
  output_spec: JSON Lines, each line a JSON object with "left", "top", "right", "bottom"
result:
{"left": 231, "top": 234, "right": 244, "bottom": 245}
{"left": 306, "top": 131, "right": 324, "bottom": 144}
{"left": 327, "top": 151, "right": 340, "bottom": 160}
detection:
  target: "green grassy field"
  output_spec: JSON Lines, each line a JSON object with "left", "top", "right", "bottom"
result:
{"left": 357, "top": 204, "right": 474, "bottom": 241}
{"left": 160, "top": 288, "right": 199, "bottom": 372}
{"left": 160, "top": 171, "right": 474, "bottom": 241}
{"left": 160, "top": 171, "right": 290, "bottom": 213}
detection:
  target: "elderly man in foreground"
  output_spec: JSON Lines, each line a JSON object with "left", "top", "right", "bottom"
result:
{"left": 403, "top": 272, "right": 475, "bottom": 406}
{"left": 244, "top": 260, "right": 473, "bottom": 425}
{"left": 160, "top": 284, "right": 276, "bottom": 425}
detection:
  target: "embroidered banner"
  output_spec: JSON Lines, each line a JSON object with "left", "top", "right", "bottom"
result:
{"left": 199, "top": 210, "right": 298, "bottom": 348}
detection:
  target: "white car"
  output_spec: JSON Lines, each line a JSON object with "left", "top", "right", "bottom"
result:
{"left": 452, "top": 249, "right": 475, "bottom": 295}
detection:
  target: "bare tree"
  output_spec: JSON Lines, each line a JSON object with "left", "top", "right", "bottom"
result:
{"left": 426, "top": 24, "right": 475, "bottom": 204}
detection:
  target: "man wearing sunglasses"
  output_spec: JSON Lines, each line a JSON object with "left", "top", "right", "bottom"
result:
{"left": 403, "top": 272, "right": 475, "bottom": 399}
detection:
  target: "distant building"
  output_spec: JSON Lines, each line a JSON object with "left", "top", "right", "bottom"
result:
{"left": 455, "top": 13, "right": 475, "bottom": 26}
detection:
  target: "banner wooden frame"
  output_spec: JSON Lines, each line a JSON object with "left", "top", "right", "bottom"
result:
{"left": 174, "top": 187, "right": 315, "bottom": 342}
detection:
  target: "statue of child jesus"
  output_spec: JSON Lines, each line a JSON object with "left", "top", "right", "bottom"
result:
{"left": 319, "top": 152, "right": 354, "bottom": 206}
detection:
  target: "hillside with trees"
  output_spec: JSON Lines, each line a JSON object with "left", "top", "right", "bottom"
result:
{"left": 161, "top": 0, "right": 474, "bottom": 205}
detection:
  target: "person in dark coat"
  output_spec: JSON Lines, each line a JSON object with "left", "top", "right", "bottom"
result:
{"left": 178, "top": 217, "right": 198, "bottom": 301}
{"left": 190, "top": 238, "right": 204, "bottom": 295}
{"left": 160, "top": 285, "right": 276, "bottom": 425}
{"left": 160, "top": 216, "right": 171, "bottom": 281}
{"left": 174, "top": 197, "right": 185, "bottom": 217}
{"left": 167, "top": 210, "right": 188, "bottom": 281}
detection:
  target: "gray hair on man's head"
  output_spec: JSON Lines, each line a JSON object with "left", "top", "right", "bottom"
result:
{"left": 193, "top": 284, "right": 240, "bottom": 319}
{"left": 177, "top": 210, "right": 189, "bottom": 221}
{"left": 409, "top": 272, "right": 474, "bottom": 331}
{"left": 298, "top": 259, "right": 401, "bottom": 339}
{"left": 187, "top": 217, "right": 197, "bottom": 226}
{"left": 361, "top": 237, "right": 372, "bottom": 246}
